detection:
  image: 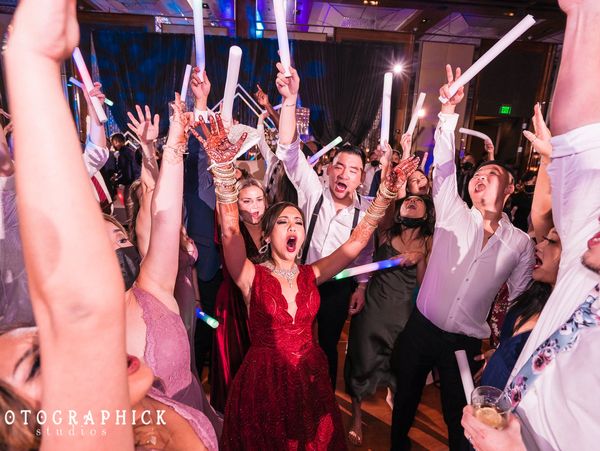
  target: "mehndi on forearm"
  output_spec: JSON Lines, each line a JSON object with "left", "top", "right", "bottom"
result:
{"left": 350, "top": 182, "right": 397, "bottom": 245}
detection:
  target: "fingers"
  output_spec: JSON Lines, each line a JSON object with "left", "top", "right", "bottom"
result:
{"left": 446, "top": 64, "right": 454, "bottom": 83}
{"left": 208, "top": 114, "right": 218, "bottom": 135}
{"left": 199, "top": 119, "right": 211, "bottom": 140}
{"left": 455, "top": 66, "right": 462, "bottom": 81}
{"left": 153, "top": 113, "right": 160, "bottom": 129}
{"left": 256, "top": 83, "right": 264, "bottom": 93}
{"left": 127, "top": 111, "right": 140, "bottom": 129}
{"left": 144, "top": 105, "right": 151, "bottom": 122}
{"left": 523, "top": 130, "right": 536, "bottom": 143}
{"left": 234, "top": 132, "right": 248, "bottom": 152}
{"left": 190, "top": 126, "right": 208, "bottom": 148}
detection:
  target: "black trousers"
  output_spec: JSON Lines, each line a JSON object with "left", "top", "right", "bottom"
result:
{"left": 194, "top": 269, "right": 223, "bottom": 377}
{"left": 390, "top": 309, "right": 482, "bottom": 451}
{"left": 317, "top": 278, "right": 356, "bottom": 390}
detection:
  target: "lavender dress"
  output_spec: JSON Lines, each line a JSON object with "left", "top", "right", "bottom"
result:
{"left": 133, "top": 287, "right": 222, "bottom": 449}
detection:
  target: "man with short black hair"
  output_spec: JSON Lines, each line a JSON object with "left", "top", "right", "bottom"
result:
{"left": 390, "top": 65, "right": 535, "bottom": 450}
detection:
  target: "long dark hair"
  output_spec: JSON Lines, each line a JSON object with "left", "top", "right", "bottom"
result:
{"left": 386, "top": 194, "right": 435, "bottom": 240}
{"left": 255, "top": 201, "right": 306, "bottom": 264}
{"left": 509, "top": 281, "right": 553, "bottom": 333}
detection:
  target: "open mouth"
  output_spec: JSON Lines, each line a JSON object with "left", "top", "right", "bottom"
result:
{"left": 286, "top": 236, "right": 297, "bottom": 253}
{"left": 334, "top": 181, "right": 348, "bottom": 194}
{"left": 127, "top": 355, "right": 140, "bottom": 375}
{"left": 406, "top": 203, "right": 417, "bottom": 210}
{"left": 474, "top": 182, "right": 486, "bottom": 193}
{"left": 588, "top": 232, "right": 600, "bottom": 250}
{"left": 534, "top": 255, "right": 543, "bottom": 270}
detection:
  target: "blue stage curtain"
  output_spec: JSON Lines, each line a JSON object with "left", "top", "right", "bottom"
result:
{"left": 92, "top": 31, "right": 406, "bottom": 146}
{"left": 94, "top": 30, "right": 193, "bottom": 136}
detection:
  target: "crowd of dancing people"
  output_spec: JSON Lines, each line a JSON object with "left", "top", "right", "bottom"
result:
{"left": 1, "top": 0, "right": 600, "bottom": 449}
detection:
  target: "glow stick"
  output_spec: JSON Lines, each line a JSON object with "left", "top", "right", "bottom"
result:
{"left": 380, "top": 72, "right": 393, "bottom": 145}
{"left": 191, "top": 0, "right": 205, "bottom": 81}
{"left": 459, "top": 127, "right": 492, "bottom": 143}
{"left": 69, "top": 77, "right": 114, "bottom": 106}
{"left": 439, "top": 15, "right": 536, "bottom": 104}
{"left": 221, "top": 46, "right": 243, "bottom": 126}
{"left": 333, "top": 256, "right": 405, "bottom": 280}
{"left": 308, "top": 136, "right": 343, "bottom": 165}
{"left": 455, "top": 350, "right": 475, "bottom": 403}
{"left": 273, "top": 0, "right": 291, "bottom": 76}
{"left": 196, "top": 307, "right": 219, "bottom": 329}
{"left": 181, "top": 64, "right": 192, "bottom": 102}
{"left": 72, "top": 48, "right": 108, "bottom": 123}
{"left": 406, "top": 92, "right": 426, "bottom": 135}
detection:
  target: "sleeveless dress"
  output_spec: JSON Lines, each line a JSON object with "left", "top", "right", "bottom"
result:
{"left": 220, "top": 264, "right": 347, "bottom": 450}
{"left": 174, "top": 240, "right": 198, "bottom": 353}
{"left": 133, "top": 287, "right": 221, "bottom": 449}
{"left": 344, "top": 242, "right": 417, "bottom": 401}
{"left": 210, "top": 223, "right": 258, "bottom": 413}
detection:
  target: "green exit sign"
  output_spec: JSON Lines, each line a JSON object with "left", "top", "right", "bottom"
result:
{"left": 499, "top": 105, "right": 512, "bottom": 115}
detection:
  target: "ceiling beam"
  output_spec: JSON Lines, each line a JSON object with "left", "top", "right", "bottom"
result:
{"left": 525, "top": 16, "right": 565, "bottom": 40}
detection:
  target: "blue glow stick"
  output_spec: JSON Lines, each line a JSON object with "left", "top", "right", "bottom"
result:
{"left": 196, "top": 307, "right": 219, "bottom": 328}
{"left": 308, "top": 136, "right": 343, "bottom": 165}
{"left": 69, "top": 77, "right": 114, "bottom": 107}
{"left": 333, "top": 256, "right": 405, "bottom": 280}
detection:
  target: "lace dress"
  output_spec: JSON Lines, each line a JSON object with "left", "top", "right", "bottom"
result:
{"left": 133, "top": 287, "right": 221, "bottom": 449}
{"left": 220, "top": 264, "right": 347, "bottom": 450}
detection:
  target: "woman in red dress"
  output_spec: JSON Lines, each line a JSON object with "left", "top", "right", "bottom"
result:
{"left": 194, "top": 62, "right": 419, "bottom": 449}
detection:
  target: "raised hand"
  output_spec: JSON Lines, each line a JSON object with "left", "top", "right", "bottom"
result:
{"left": 190, "top": 68, "right": 211, "bottom": 107}
{"left": 88, "top": 82, "right": 106, "bottom": 105}
{"left": 7, "top": 0, "right": 79, "bottom": 62}
{"left": 400, "top": 133, "right": 412, "bottom": 159}
{"left": 523, "top": 103, "right": 552, "bottom": 159}
{"left": 167, "top": 93, "right": 193, "bottom": 146}
{"left": 275, "top": 62, "right": 300, "bottom": 101}
{"left": 127, "top": 104, "right": 160, "bottom": 145}
{"left": 191, "top": 113, "right": 247, "bottom": 165}
{"left": 384, "top": 156, "right": 420, "bottom": 193}
{"left": 439, "top": 64, "right": 465, "bottom": 112}
{"left": 255, "top": 84, "right": 270, "bottom": 107}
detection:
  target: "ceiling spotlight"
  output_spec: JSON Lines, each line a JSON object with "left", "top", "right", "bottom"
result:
{"left": 504, "top": 11, "right": 515, "bottom": 17}
{"left": 363, "top": 0, "right": 368, "bottom": 3}
{"left": 393, "top": 63, "right": 404, "bottom": 74}
{"left": 202, "top": 2, "right": 209, "bottom": 8}
{"left": 418, "top": 108, "right": 426, "bottom": 118}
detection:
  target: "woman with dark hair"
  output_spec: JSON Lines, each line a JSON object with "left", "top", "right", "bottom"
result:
{"left": 210, "top": 177, "right": 266, "bottom": 413}
{"left": 196, "top": 61, "right": 419, "bottom": 449}
{"left": 345, "top": 194, "right": 435, "bottom": 445}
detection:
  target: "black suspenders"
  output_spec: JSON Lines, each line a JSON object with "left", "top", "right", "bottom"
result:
{"left": 301, "top": 192, "right": 361, "bottom": 265}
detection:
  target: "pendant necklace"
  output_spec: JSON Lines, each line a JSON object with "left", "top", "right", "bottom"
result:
{"left": 265, "top": 261, "right": 299, "bottom": 288}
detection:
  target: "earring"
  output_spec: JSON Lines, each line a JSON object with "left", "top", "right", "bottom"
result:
{"left": 297, "top": 247, "right": 303, "bottom": 260}
{"left": 259, "top": 242, "right": 270, "bottom": 254}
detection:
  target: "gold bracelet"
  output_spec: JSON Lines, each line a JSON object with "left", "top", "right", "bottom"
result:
{"left": 162, "top": 142, "right": 188, "bottom": 164}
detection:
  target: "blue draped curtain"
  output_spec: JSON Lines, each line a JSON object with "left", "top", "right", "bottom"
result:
{"left": 92, "top": 31, "right": 407, "bottom": 145}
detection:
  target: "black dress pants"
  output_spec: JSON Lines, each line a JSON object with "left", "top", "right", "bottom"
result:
{"left": 390, "top": 309, "right": 482, "bottom": 451}
{"left": 317, "top": 278, "right": 356, "bottom": 390}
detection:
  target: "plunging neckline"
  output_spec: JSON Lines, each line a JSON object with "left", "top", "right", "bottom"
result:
{"left": 263, "top": 266, "right": 302, "bottom": 324}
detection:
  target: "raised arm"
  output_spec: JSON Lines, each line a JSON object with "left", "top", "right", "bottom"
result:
{"left": 81, "top": 83, "right": 109, "bottom": 177}
{"left": 0, "top": 119, "right": 13, "bottom": 177}
{"left": 484, "top": 139, "right": 495, "bottom": 161}
{"left": 313, "top": 157, "right": 420, "bottom": 284}
{"left": 523, "top": 103, "right": 553, "bottom": 243}
{"left": 126, "top": 104, "right": 160, "bottom": 257}
{"left": 5, "top": 0, "right": 132, "bottom": 448}
{"left": 274, "top": 64, "right": 323, "bottom": 202}
{"left": 136, "top": 95, "right": 188, "bottom": 306}
{"left": 191, "top": 114, "right": 254, "bottom": 299}
{"left": 255, "top": 84, "right": 280, "bottom": 129}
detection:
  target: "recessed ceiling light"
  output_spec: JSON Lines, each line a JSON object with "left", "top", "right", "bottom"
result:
{"left": 202, "top": 3, "right": 209, "bottom": 9}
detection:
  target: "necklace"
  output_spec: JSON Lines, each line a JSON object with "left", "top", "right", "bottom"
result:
{"left": 264, "top": 261, "right": 299, "bottom": 288}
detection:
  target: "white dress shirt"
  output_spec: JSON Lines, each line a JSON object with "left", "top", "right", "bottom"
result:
{"left": 361, "top": 163, "right": 379, "bottom": 196}
{"left": 509, "top": 123, "right": 600, "bottom": 450}
{"left": 82, "top": 138, "right": 113, "bottom": 213}
{"left": 276, "top": 138, "right": 374, "bottom": 283}
{"left": 416, "top": 113, "right": 535, "bottom": 339}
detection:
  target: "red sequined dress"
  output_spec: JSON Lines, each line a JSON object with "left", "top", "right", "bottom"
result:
{"left": 220, "top": 264, "right": 347, "bottom": 450}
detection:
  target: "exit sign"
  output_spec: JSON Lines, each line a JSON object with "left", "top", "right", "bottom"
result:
{"left": 499, "top": 105, "right": 512, "bottom": 115}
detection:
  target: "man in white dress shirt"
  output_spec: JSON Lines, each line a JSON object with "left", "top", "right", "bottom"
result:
{"left": 275, "top": 64, "right": 374, "bottom": 389}
{"left": 461, "top": 1, "right": 600, "bottom": 449}
{"left": 390, "top": 66, "right": 535, "bottom": 450}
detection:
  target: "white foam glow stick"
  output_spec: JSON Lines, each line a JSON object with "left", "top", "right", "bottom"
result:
{"left": 406, "top": 92, "right": 426, "bottom": 135}
{"left": 333, "top": 256, "right": 405, "bottom": 280}
{"left": 191, "top": 0, "right": 205, "bottom": 81}
{"left": 181, "top": 64, "right": 193, "bottom": 102}
{"left": 273, "top": 0, "right": 291, "bottom": 76}
{"left": 221, "top": 46, "right": 243, "bottom": 126}
{"left": 308, "top": 136, "right": 343, "bottom": 165}
{"left": 69, "top": 77, "right": 114, "bottom": 106}
{"left": 455, "top": 350, "right": 475, "bottom": 403}
{"left": 439, "top": 15, "right": 536, "bottom": 104}
{"left": 72, "top": 47, "right": 108, "bottom": 123}
{"left": 380, "top": 72, "right": 393, "bottom": 145}
{"left": 459, "top": 127, "right": 492, "bottom": 143}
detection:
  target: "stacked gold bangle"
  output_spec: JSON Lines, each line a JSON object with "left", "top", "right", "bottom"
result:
{"left": 162, "top": 142, "right": 188, "bottom": 164}
{"left": 363, "top": 183, "right": 397, "bottom": 227}
{"left": 212, "top": 162, "right": 238, "bottom": 204}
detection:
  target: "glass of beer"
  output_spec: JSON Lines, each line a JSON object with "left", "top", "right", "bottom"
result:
{"left": 471, "top": 386, "right": 511, "bottom": 430}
